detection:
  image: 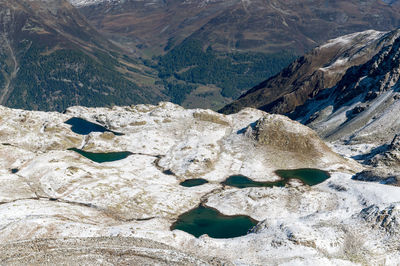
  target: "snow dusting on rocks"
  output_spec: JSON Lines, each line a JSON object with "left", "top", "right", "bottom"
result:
{"left": 0, "top": 102, "right": 399, "bottom": 264}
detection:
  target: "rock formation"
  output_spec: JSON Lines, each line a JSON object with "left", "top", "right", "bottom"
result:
{"left": 1, "top": 102, "right": 400, "bottom": 264}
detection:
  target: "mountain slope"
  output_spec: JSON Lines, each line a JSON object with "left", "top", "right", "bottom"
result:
{"left": 0, "top": 0, "right": 165, "bottom": 111}
{"left": 220, "top": 27, "right": 400, "bottom": 185}
{"left": 70, "top": 0, "right": 400, "bottom": 110}
{"left": 220, "top": 30, "right": 392, "bottom": 114}
{"left": 290, "top": 29, "right": 400, "bottom": 145}
{"left": 73, "top": 0, "right": 400, "bottom": 55}
{"left": 221, "top": 27, "right": 400, "bottom": 149}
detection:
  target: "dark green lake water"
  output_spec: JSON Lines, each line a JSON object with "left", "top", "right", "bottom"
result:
{"left": 171, "top": 206, "right": 257, "bottom": 238}
{"left": 275, "top": 168, "right": 330, "bottom": 186}
{"left": 180, "top": 179, "right": 209, "bottom": 187}
{"left": 68, "top": 148, "right": 132, "bottom": 163}
{"left": 65, "top": 117, "right": 123, "bottom": 135}
{"left": 223, "top": 168, "right": 330, "bottom": 188}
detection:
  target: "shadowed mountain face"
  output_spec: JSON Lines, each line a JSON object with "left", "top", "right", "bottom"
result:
{"left": 290, "top": 29, "right": 400, "bottom": 144}
{"left": 221, "top": 28, "right": 400, "bottom": 146}
{"left": 219, "top": 27, "right": 400, "bottom": 186}
{"left": 70, "top": 0, "right": 400, "bottom": 110}
{"left": 74, "top": 0, "right": 400, "bottom": 55}
{"left": 72, "top": 0, "right": 240, "bottom": 55}
{"left": 382, "top": 0, "right": 400, "bottom": 5}
{"left": 2, "top": 0, "right": 400, "bottom": 112}
{"left": 219, "top": 30, "right": 390, "bottom": 115}
{"left": 0, "top": 0, "right": 165, "bottom": 111}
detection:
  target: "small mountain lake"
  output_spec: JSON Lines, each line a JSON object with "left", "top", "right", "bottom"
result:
{"left": 275, "top": 168, "right": 330, "bottom": 186}
{"left": 65, "top": 117, "right": 123, "bottom": 135}
{"left": 171, "top": 206, "right": 258, "bottom": 238}
{"left": 180, "top": 179, "right": 209, "bottom": 187}
{"left": 10, "top": 168, "right": 18, "bottom": 174}
{"left": 223, "top": 168, "right": 330, "bottom": 188}
{"left": 68, "top": 148, "right": 132, "bottom": 163}
{"left": 223, "top": 175, "right": 284, "bottom": 188}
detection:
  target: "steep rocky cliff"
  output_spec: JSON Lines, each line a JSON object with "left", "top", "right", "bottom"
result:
{"left": 221, "top": 28, "right": 400, "bottom": 187}
{"left": 220, "top": 30, "right": 393, "bottom": 115}
{"left": 222, "top": 28, "right": 400, "bottom": 147}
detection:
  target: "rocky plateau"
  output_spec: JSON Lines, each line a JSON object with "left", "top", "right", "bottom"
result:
{"left": 0, "top": 102, "right": 400, "bottom": 264}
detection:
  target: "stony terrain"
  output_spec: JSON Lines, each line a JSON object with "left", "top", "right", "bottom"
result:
{"left": 222, "top": 28, "right": 400, "bottom": 145}
{"left": 282, "top": 28, "right": 400, "bottom": 185}
{"left": 221, "top": 28, "right": 400, "bottom": 187}
{"left": 220, "top": 29, "right": 391, "bottom": 115}
{"left": 1, "top": 102, "right": 400, "bottom": 264}
{"left": 292, "top": 29, "right": 400, "bottom": 145}
{"left": 0, "top": 237, "right": 220, "bottom": 265}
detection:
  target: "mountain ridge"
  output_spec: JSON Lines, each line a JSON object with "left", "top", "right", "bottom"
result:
{"left": 0, "top": 0, "right": 166, "bottom": 111}
{"left": 219, "top": 29, "right": 391, "bottom": 115}
{"left": 72, "top": 0, "right": 400, "bottom": 55}
{"left": 220, "top": 27, "right": 400, "bottom": 184}
{"left": 69, "top": 0, "right": 400, "bottom": 110}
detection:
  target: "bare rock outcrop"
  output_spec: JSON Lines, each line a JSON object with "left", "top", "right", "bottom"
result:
{"left": 359, "top": 204, "right": 400, "bottom": 236}
{"left": 0, "top": 102, "right": 398, "bottom": 265}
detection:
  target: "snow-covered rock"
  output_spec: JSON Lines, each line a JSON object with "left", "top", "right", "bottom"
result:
{"left": 68, "top": 0, "right": 115, "bottom": 7}
{"left": 0, "top": 102, "right": 399, "bottom": 264}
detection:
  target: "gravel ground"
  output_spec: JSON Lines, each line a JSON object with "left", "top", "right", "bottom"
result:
{"left": 0, "top": 237, "right": 227, "bottom": 265}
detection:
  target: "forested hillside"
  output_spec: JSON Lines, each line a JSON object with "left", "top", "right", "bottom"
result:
{"left": 155, "top": 40, "right": 296, "bottom": 106}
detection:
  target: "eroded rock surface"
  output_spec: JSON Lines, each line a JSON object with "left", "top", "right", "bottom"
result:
{"left": 352, "top": 135, "right": 400, "bottom": 185}
{"left": 0, "top": 103, "right": 399, "bottom": 265}
{"left": 0, "top": 237, "right": 222, "bottom": 265}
